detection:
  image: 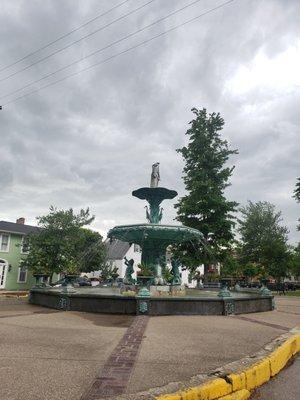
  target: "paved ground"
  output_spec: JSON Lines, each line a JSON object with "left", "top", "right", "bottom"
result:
{"left": 0, "top": 298, "right": 133, "bottom": 400}
{"left": 0, "top": 295, "right": 299, "bottom": 400}
{"left": 251, "top": 355, "right": 300, "bottom": 399}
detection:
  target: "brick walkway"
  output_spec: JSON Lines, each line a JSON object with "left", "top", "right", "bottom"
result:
{"left": 233, "top": 315, "right": 290, "bottom": 331}
{"left": 81, "top": 315, "right": 149, "bottom": 399}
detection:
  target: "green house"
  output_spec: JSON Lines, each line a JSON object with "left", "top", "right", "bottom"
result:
{"left": 0, "top": 218, "right": 38, "bottom": 291}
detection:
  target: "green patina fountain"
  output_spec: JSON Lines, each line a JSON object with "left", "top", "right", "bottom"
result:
{"left": 30, "top": 164, "right": 274, "bottom": 314}
{"left": 107, "top": 164, "right": 203, "bottom": 293}
{"left": 29, "top": 163, "right": 274, "bottom": 314}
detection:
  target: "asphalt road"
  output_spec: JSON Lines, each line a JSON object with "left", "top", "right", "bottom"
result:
{"left": 251, "top": 356, "right": 300, "bottom": 399}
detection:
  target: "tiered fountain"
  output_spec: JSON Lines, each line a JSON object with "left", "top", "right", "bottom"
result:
{"left": 29, "top": 164, "right": 274, "bottom": 316}
{"left": 108, "top": 163, "right": 203, "bottom": 295}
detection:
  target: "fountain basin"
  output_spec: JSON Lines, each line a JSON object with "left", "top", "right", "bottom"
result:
{"left": 108, "top": 224, "right": 203, "bottom": 245}
{"left": 29, "top": 287, "right": 274, "bottom": 315}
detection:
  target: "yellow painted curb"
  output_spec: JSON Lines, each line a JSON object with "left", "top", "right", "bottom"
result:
{"left": 218, "top": 389, "right": 250, "bottom": 400}
{"left": 157, "top": 378, "right": 232, "bottom": 400}
{"left": 156, "top": 332, "right": 300, "bottom": 400}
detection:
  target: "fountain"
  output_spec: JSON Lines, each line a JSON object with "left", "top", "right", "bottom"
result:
{"left": 107, "top": 163, "right": 203, "bottom": 295}
{"left": 29, "top": 164, "right": 274, "bottom": 316}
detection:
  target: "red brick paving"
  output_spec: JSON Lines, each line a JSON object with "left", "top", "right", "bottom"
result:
{"left": 233, "top": 315, "right": 290, "bottom": 331}
{"left": 81, "top": 315, "right": 149, "bottom": 399}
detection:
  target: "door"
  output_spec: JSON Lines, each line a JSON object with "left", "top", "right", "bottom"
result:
{"left": 0, "top": 259, "right": 7, "bottom": 289}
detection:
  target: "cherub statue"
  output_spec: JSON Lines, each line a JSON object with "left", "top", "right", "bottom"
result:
{"left": 124, "top": 257, "right": 135, "bottom": 285}
{"left": 171, "top": 259, "right": 182, "bottom": 285}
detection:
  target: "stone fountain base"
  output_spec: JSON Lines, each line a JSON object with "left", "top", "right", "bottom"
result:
{"left": 29, "top": 287, "right": 274, "bottom": 316}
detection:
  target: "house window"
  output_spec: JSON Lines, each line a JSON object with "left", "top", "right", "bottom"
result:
{"left": 21, "top": 236, "right": 30, "bottom": 254}
{"left": 18, "top": 266, "right": 27, "bottom": 283}
{"left": 0, "top": 233, "right": 10, "bottom": 252}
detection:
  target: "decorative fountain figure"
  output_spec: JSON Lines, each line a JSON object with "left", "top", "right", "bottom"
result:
{"left": 123, "top": 257, "right": 135, "bottom": 285}
{"left": 108, "top": 164, "right": 203, "bottom": 296}
{"left": 171, "top": 259, "right": 182, "bottom": 285}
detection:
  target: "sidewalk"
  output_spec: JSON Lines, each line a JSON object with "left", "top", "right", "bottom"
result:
{"left": 0, "top": 295, "right": 299, "bottom": 399}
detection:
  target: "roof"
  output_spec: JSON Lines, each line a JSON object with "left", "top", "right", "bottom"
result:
{"left": 105, "top": 238, "right": 131, "bottom": 260}
{"left": 0, "top": 220, "right": 40, "bottom": 235}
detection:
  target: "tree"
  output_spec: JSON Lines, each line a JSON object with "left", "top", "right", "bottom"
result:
{"left": 293, "top": 177, "right": 300, "bottom": 231}
{"left": 289, "top": 243, "right": 300, "bottom": 279}
{"left": 76, "top": 228, "right": 107, "bottom": 273}
{"left": 238, "top": 201, "right": 290, "bottom": 281}
{"left": 220, "top": 253, "right": 242, "bottom": 278}
{"left": 99, "top": 263, "right": 119, "bottom": 281}
{"left": 22, "top": 206, "right": 106, "bottom": 279}
{"left": 241, "top": 262, "right": 262, "bottom": 281}
{"left": 175, "top": 108, "right": 238, "bottom": 273}
{"left": 294, "top": 178, "right": 300, "bottom": 202}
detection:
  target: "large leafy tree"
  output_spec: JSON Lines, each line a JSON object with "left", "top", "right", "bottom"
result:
{"left": 74, "top": 228, "right": 107, "bottom": 273}
{"left": 175, "top": 108, "right": 238, "bottom": 273}
{"left": 238, "top": 201, "right": 290, "bottom": 281}
{"left": 294, "top": 178, "right": 300, "bottom": 202}
{"left": 220, "top": 253, "right": 243, "bottom": 278}
{"left": 293, "top": 177, "right": 300, "bottom": 231}
{"left": 288, "top": 243, "right": 300, "bottom": 279}
{"left": 22, "top": 206, "right": 106, "bottom": 279}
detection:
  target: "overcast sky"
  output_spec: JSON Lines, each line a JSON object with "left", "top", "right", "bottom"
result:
{"left": 0, "top": 0, "right": 299, "bottom": 243}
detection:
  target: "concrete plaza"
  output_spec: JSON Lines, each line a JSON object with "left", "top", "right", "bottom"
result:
{"left": 0, "top": 295, "right": 299, "bottom": 399}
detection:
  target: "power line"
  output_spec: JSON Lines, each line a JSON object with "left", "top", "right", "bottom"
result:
{"left": 1, "top": 0, "right": 236, "bottom": 108}
{"left": 0, "top": 0, "right": 204, "bottom": 101}
{"left": 0, "top": 0, "right": 132, "bottom": 73}
{"left": 0, "top": 0, "right": 156, "bottom": 83}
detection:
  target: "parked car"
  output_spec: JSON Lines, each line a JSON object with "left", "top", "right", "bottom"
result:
{"left": 75, "top": 277, "right": 91, "bottom": 287}
{"left": 90, "top": 277, "right": 100, "bottom": 287}
{"left": 101, "top": 278, "right": 113, "bottom": 287}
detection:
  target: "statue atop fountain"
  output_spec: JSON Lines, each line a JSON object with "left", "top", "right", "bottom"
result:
{"left": 150, "top": 162, "right": 160, "bottom": 187}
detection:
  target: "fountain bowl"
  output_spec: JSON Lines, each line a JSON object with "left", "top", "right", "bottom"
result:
{"left": 29, "top": 286, "right": 274, "bottom": 316}
{"left": 107, "top": 224, "right": 203, "bottom": 244}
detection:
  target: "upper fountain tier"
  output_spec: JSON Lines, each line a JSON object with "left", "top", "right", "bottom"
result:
{"left": 132, "top": 163, "right": 178, "bottom": 224}
{"left": 107, "top": 163, "right": 203, "bottom": 264}
{"left": 132, "top": 186, "right": 177, "bottom": 209}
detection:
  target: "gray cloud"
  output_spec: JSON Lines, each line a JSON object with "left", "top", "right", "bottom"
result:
{"left": 0, "top": 0, "right": 299, "bottom": 243}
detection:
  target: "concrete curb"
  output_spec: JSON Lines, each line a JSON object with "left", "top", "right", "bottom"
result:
{"left": 155, "top": 331, "right": 300, "bottom": 400}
